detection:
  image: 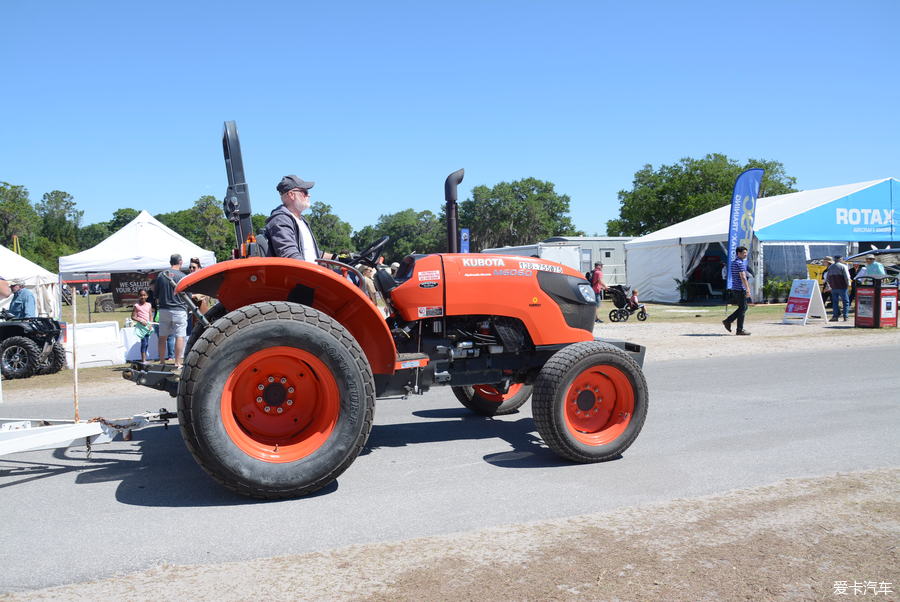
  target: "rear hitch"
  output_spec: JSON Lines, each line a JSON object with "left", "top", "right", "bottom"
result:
{"left": 119, "top": 362, "right": 180, "bottom": 397}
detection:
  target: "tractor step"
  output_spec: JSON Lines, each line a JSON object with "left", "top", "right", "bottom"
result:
{"left": 394, "top": 352, "right": 429, "bottom": 371}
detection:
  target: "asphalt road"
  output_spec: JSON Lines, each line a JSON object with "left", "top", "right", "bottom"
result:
{"left": 1, "top": 344, "right": 898, "bottom": 593}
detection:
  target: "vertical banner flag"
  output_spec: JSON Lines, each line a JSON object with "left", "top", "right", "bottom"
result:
{"left": 726, "top": 168, "right": 765, "bottom": 289}
{"left": 460, "top": 228, "right": 470, "bottom": 253}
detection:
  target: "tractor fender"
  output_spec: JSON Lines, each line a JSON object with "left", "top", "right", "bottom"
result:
{"left": 177, "top": 257, "right": 396, "bottom": 375}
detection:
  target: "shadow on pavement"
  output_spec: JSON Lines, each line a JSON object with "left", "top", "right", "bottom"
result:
{"left": 1, "top": 403, "right": 579, "bottom": 506}
{"left": 0, "top": 425, "right": 336, "bottom": 508}
{"left": 365, "top": 407, "right": 569, "bottom": 468}
{"left": 680, "top": 333, "right": 730, "bottom": 337}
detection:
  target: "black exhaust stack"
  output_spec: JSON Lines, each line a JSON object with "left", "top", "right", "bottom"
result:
{"left": 444, "top": 168, "right": 464, "bottom": 253}
{"left": 222, "top": 121, "right": 253, "bottom": 250}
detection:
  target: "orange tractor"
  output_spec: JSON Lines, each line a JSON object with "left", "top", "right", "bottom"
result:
{"left": 126, "top": 122, "right": 648, "bottom": 498}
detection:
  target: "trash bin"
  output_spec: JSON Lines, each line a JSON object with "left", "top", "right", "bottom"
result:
{"left": 854, "top": 275, "right": 898, "bottom": 328}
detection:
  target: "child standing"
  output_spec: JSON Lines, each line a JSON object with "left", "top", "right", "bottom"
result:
{"left": 131, "top": 289, "right": 153, "bottom": 362}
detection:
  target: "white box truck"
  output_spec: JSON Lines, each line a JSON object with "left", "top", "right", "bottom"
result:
{"left": 481, "top": 242, "right": 582, "bottom": 273}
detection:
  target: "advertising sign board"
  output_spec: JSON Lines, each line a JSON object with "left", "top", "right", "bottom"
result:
{"left": 782, "top": 279, "right": 827, "bottom": 325}
{"left": 111, "top": 272, "right": 157, "bottom": 305}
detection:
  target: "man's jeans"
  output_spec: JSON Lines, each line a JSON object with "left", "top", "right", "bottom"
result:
{"left": 830, "top": 288, "right": 849, "bottom": 319}
{"left": 725, "top": 290, "right": 748, "bottom": 332}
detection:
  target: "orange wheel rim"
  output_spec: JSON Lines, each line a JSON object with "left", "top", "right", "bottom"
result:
{"left": 220, "top": 346, "right": 340, "bottom": 463}
{"left": 563, "top": 364, "right": 634, "bottom": 445}
{"left": 472, "top": 383, "right": 524, "bottom": 403}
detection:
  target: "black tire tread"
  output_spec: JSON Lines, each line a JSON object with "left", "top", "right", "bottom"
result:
{"left": 451, "top": 384, "right": 533, "bottom": 416}
{"left": 532, "top": 341, "right": 648, "bottom": 463}
{"left": 36, "top": 342, "right": 66, "bottom": 375}
{"left": 0, "top": 336, "right": 41, "bottom": 379}
{"left": 178, "top": 301, "right": 375, "bottom": 499}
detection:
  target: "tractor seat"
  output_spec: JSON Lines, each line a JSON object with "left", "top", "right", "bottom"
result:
{"left": 375, "top": 267, "right": 398, "bottom": 300}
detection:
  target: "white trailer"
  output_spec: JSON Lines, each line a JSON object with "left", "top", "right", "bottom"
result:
{"left": 544, "top": 236, "right": 632, "bottom": 285}
{"left": 481, "top": 242, "right": 582, "bottom": 273}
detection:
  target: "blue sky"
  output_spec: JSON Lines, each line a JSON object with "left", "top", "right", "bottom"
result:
{"left": 2, "top": 1, "right": 898, "bottom": 236}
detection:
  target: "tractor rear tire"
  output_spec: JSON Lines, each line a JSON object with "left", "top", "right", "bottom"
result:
{"left": 36, "top": 342, "right": 66, "bottom": 375}
{"left": 178, "top": 301, "right": 375, "bottom": 499}
{"left": 0, "top": 336, "right": 41, "bottom": 379}
{"left": 452, "top": 383, "right": 533, "bottom": 416}
{"left": 532, "top": 341, "right": 647, "bottom": 463}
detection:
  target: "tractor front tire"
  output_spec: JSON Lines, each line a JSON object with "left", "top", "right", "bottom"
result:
{"left": 36, "top": 342, "right": 66, "bottom": 375}
{"left": 178, "top": 301, "right": 375, "bottom": 499}
{"left": 452, "top": 383, "right": 533, "bottom": 416}
{"left": 0, "top": 336, "right": 41, "bottom": 379}
{"left": 532, "top": 341, "right": 647, "bottom": 463}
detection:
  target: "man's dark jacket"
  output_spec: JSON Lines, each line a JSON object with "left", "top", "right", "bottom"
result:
{"left": 264, "top": 205, "right": 322, "bottom": 260}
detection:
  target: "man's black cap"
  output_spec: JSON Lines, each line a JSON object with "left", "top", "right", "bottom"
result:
{"left": 277, "top": 175, "right": 315, "bottom": 194}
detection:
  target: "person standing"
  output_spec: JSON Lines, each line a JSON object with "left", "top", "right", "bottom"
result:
{"left": 153, "top": 254, "right": 187, "bottom": 368}
{"left": 8, "top": 279, "right": 37, "bottom": 318}
{"left": 820, "top": 256, "right": 833, "bottom": 302}
{"left": 722, "top": 246, "right": 752, "bottom": 336}
{"left": 824, "top": 255, "right": 852, "bottom": 321}
{"left": 591, "top": 262, "right": 608, "bottom": 323}
{"left": 265, "top": 175, "right": 335, "bottom": 262}
{"left": 131, "top": 289, "right": 153, "bottom": 362}
{"left": 862, "top": 254, "right": 887, "bottom": 277}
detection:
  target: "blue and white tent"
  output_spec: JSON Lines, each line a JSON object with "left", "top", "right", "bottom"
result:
{"left": 625, "top": 178, "right": 898, "bottom": 303}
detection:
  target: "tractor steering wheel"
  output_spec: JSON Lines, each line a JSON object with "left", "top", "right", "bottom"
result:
{"left": 351, "top": 235, "right": 390, "bottom": 268}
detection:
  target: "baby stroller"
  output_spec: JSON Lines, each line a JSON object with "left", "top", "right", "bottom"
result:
{"left": 607, "top": 284, "right": 648, "bottom": 322}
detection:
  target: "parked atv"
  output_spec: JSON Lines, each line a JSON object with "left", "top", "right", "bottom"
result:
{"left": 124, "top": 121, "right": 649, "bottom": 499}
{"left": 0, "top": 310, "right": 66, "bottom": 379}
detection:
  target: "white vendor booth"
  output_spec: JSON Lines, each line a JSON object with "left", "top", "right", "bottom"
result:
{"left": 0, "top": 244, "right": 61, "bottom": 319}
{"left": 58, "top": 210, "right": 216, "bottom": 368}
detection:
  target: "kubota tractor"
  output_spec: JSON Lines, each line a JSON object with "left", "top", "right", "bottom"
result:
{"left": 125, "top": 122, "right": 648, "bottom": 499}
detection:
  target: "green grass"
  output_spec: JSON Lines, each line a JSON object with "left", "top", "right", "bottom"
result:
{"left": 1, "top": 364, "right": 126, "bottom": 391}
{"left": 61, "top": 294, "right": 132, "bottom": 328}
{"left": 609, "top": 302, "right": 790, "bottom": 323}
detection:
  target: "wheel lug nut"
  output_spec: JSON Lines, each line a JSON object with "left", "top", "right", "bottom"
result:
{"left": 264, "top": 406, "right": 271, "bottom": 413}
{"left": 280, "top": 377, "right": 287, "bottom": 384}
{"left": 288, "top": 387, "right": 294, "bottom": 393}
{"left": 276, "top": 407, "right": 283, "bottom": 414}
{"left": 257, "top": 384, "right": 264, "bottom": 391}
{"left": 286, "top": 400, "right": 293, "bottom": 406}
{"left": 256, "top": 397, "right": 263, "bottom": 403}
{"left": 267, "top": 376, "right": 275, "bottom": 383}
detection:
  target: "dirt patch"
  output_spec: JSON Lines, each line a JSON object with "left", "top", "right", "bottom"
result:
{"left": 8, "top": 469, "right": 897, "bottom": 601}
{"left": 594, "top": 315, "right": 900, "bottom": 362}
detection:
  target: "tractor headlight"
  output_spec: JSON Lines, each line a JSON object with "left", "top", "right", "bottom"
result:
{"left": 577, "top": 284, "right": 596, "bottom": 304}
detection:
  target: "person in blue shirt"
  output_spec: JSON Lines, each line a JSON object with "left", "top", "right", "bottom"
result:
{"left": 8, "top": 279, "right": 37, "bottom": 318}
{"left": 722, "top": 246, "right": 752, "bottom": 336}
{"left": 863, "top": 254, "right": 887, "bottom": 277}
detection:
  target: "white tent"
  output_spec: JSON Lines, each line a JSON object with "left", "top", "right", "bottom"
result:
{"left": 0, "top": 245, "right": 61, "bottom": 318}
{"left": 626, "top": 178, "right": 898, "bottom": 303}
{"left": 59, "top": 210, "right": 217, "bottom": 273}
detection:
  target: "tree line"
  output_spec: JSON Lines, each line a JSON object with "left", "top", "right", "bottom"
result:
{"left": 0, "top": 178, "right": 584, "bottom": 272}
{"left": 1, "top": 153, "right": 798, "bottom": 273}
